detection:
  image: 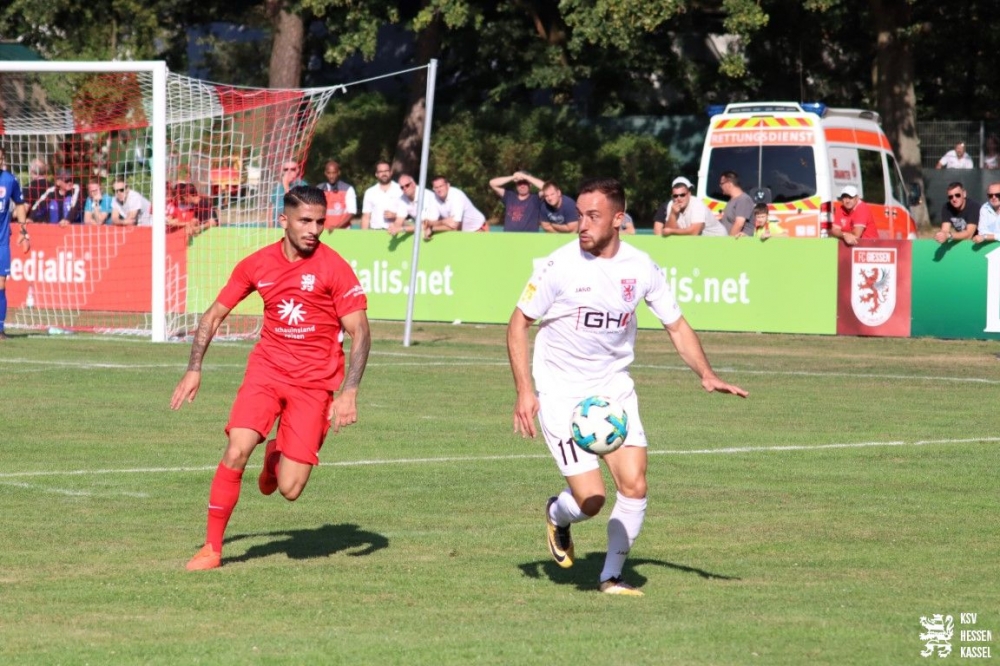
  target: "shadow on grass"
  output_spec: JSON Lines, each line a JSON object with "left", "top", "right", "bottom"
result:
{"left": 518, "top": 553, "right": 740, "bottom": 593}
{"left": 222, "top": 522, "right": 388, "bottom": 564}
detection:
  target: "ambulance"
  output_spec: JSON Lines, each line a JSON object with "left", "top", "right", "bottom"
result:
{"left": 697, "top": 102, "right": 917, "bottom": 239}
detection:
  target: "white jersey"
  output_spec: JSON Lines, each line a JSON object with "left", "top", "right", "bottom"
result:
{"left": 402, "top": 188, "right": 440, "bottom": 223}
{"left": 437, "top": 186, "right": 486, "bottom": 231}
{"left": 362, "top": 181, "right": 404, "bottom": 230}
{"left": 516, "top": 240, "right": 682, "bottom": 397}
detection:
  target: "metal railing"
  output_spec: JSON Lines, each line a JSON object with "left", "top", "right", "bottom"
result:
{"left": 916, "top": 121, "right": 1000, "bottom": 169}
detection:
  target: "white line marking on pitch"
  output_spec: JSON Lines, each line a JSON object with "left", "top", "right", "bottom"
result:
{"left": 0, "top": 480, "right": 149, "bottom": 498}
{"left": 1, "top": 437, "right": 996, "bottom": 480}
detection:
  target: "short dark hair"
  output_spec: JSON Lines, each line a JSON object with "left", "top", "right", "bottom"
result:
{"left": 285, "top": 185, "right": 326, "bottom": 210}
{"left": 752, "top": 203, "right": 769, "bottom": 216}
{"left": 577, "top": 177, "right": 626, "bottom": 214}
{"left": 720, "top": 170, "right": 740, "bottom": 187}
{"left": 946, "top": 181, "right": 965, "bottom": 192}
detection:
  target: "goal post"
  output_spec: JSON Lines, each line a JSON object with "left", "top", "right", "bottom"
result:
{"left": 0, "top": 61, "right": 339, "bottom": 341}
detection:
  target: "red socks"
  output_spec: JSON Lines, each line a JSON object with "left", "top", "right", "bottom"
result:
{"left": 205, "top": 463, "right": 244, "bottom": 552}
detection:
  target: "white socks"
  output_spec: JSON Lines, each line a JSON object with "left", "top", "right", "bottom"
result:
{"left": 601, "top": 492, "right": 647, "bottom": 581}
{"left": 550, "top": 487, "right": 588, "bottom": 526}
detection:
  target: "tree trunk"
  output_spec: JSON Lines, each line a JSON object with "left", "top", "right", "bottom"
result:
{"left": 266, "top": 0, "right": 304, "bottom": 89}
{"left": 394, "top": 13, "right": 443, "bottom": 178}
{"left": 871, "top": 0, "right": 928, "bottom": 227}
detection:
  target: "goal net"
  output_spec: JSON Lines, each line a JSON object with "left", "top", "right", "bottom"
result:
{"left": 1, "top": 61, "right": 338, "bottom": 340}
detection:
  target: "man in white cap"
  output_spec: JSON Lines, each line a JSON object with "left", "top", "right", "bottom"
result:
{"left": 653, "top": 176, "right": 726, "bottom": 237}
{"left": 830, "top": 185, "right": 877, "bottom": 246}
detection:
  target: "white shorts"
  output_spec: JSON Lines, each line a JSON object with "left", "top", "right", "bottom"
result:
{"left": 537, "top": 389, "right": 647, "bottom": 478}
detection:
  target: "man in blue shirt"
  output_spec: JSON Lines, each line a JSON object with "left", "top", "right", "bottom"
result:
{"left": 489, "top": 170, "right": 542, "bottom": 232}
{"left": 0, "top": 146, "right": 29, "bottom": 340}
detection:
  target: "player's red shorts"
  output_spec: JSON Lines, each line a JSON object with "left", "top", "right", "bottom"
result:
{"left": 226, "top": 373, "right": 332, "bottom": 466}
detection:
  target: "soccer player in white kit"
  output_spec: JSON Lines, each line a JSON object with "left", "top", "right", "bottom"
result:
{"left": 507, "top": 177, "right": 748, "bottom": 595}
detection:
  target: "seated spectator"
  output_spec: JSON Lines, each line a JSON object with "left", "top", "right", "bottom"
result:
{"left": 318, "top": 160, "right": 358, "bottom": 229}
{"left": 534, "top": 177, "right": 579, "bottom": 233}
{"left": 936, "top": 142, "right": 974, "bottom": 169}
{"left": 167, "top": 183, "right": 218, "bottom": 238}
{"left": 719, "top": 171, "right": 756, "bottom": 237}
{"left": 83, "top": 181, "right": 114, "bottom": 225}
{"left": 489, "top": 170, "right": 541, "bottom": 232}
{"left": 934, "top": 181, "right": 979, "bottom": 244}
{"left": 273, "top": 160, "right": 307, "bottom": 226}
{"left": 653, "top": 176, "right": 726, "bottom": 237}
{"left": 751, "top": 203, "right": 772, "bottom": 240}
{"left": 30, "top": 170, "right": 82, "bottom": 226}
{"left": 111, "top": 178, "right": 152, "bottom": 226}
{"left": 974, "top": 183, "right": 1000, "bottom": 243}
{"left": 391, "top": 174, "right": 439, "bottom": 237}
{"left": 24, "top": 158, "right": 50, "bottom": 210}
{"left": 428, "top": 176, "right": 487, "bottom": 239}
{"left": 830, "top": 185, "right": 878, "bottom": 246}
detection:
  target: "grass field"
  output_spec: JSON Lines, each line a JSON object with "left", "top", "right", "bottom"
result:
{"left": 1, "top": 321, "right": 997, "bottom": 665}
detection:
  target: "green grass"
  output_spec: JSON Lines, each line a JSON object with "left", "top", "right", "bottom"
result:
{"left": 1, "top": 323, "right": 998, "bottom": 665}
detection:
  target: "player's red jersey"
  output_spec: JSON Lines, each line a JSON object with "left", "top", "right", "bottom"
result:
{"left": 216, "top": 241, "right": 367, "bottom": 390}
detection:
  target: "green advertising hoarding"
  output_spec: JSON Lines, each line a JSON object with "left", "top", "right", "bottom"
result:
{"left": 911, "top": 240, "right": 1000, "bottom": 340}
{"left": 188, "top": 230, "right": 838, "bottom": 334}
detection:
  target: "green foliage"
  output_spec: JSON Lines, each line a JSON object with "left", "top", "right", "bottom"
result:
{"left": 306, "top": 92, "right": 404, "bottom": 188}
{"left": 418, "top": 106, "right": 679, "bottom": 226}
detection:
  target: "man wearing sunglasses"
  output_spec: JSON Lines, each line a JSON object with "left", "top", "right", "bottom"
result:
{"left": 934, "top": 182, "right": 979, "bottom": 244}
{"left": 653, "top": 176, "right": 726, "bottom": 237}
{"left": 973, "top": 184, "right": 1000, "bottom": 243}
{"left": 110, "top": 178, "right": 152, "bottom": 226}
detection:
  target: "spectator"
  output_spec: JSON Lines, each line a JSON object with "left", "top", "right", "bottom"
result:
{"left": 111, "top": 178, "right": 152, "bottom": 226}
{"left": 620, "top": 212, "right": 636, "bottom": 235}
{"left": 935, "top": 182, "right": 979, "bottom": 244}
{"left": 974, "top": 183, "right": 1000, "bottom": 243}
{"left": 936, "top": 142, "right": 974, "bottom": 169}
{"left": 428, "top": 176, "right": 487, "bottom": 238}
{"left": 829, "top": 185, "right": 878, "bottom": 246}
{"left": 751, "top": 203, "right": 772, "bottom": 240}
{"left": 318, "top": 160, "right": 357, "bottom": 229}
{"left": 168, "top": 183, "right": 218, "bottom": 239}
{"left": 273, "top": 160, "right": 307, "bottom": 226}
{"left": 489, "top": 170, "right": 541, "bottom": 232}
{"left": 718, "top": 171, "right": 755, "bottom": 237}
{"left": 360, "top": 161, "right": 403, "bottom": 231}
{"left": 390, "top": 174, "right": 439, "bottom": 237}
{"left": 83, "top": 181, "right": 114, "bottom": 225}
{"left": 30, "top": 170, "right": 82, "bottom": 226}
{"left": 24, "top": 158, "right": 50, "bottom": 210}
{"left": 984, "top": 135, "right": 1000, "bottom": 170}
{"left": 516, "top": 174, "right": 579, "bottom": 233}
{"left": 653, "top": 176, "right": 726, "bottom": 237}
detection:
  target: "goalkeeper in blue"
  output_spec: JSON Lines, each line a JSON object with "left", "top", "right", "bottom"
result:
{"left": 0, "top": 146, "right": 29, "bottom": 341}
{"left": 506, "top": 177, "right": 748, "bottom": 595}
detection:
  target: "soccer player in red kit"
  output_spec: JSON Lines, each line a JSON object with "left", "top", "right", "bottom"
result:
{"left": 171, "top": 185, "right": 371, "bottom": 571}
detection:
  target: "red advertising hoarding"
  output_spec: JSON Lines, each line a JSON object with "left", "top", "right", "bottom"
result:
{"left": 836, "top": 240, "right": 912, "bottom": 337}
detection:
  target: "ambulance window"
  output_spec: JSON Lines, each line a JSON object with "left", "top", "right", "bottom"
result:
{"left": 888, "top": 155, "right": 908, "bottom": 204}
{"left": 857, "top": 149, "right": 886, "bottom": 205}
{"left": 706, "top": 146, "right": 817, "bottom": 203}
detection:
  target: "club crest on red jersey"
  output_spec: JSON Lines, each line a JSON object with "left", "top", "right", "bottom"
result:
{"left": 850, "top": 247, "right": 896, "bottom": 326}
{"left": 621, "top": 278, "right": 636, "bottom": 303}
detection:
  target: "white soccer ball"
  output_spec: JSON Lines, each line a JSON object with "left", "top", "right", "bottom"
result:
{"left": 570, "top": 396, "right": 629, "bottom": 456}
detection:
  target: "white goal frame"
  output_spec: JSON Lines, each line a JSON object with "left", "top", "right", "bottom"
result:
{"left": 1, "top": 60, "right": 170, "bottom": 339}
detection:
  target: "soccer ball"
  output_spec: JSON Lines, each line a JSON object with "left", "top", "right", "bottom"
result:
{"left": 570, "top": 396, "right": 629, "bottom": 456}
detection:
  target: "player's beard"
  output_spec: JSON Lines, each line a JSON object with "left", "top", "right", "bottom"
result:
{"left": 579, "top": 226, "right": 617, "bottom": 257}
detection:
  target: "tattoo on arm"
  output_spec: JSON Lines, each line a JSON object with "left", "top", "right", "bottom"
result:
{"left": 342, "top": 321, "right": 371, "bottom": 391}
{"left": 186, "top": 315, "right": 217, "bottom": 372}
